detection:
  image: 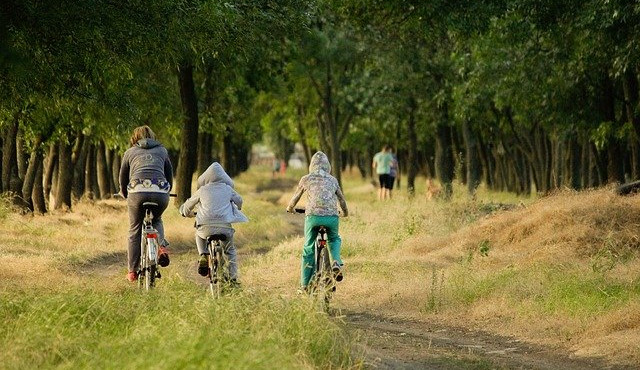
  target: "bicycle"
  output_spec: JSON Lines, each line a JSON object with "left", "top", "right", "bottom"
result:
{"left": 204, "top": 233, "right": 231, "bottom": 298}
{"left": 138, "top": 201, "right": 162, "bottom": 290}
{"left": 291, "top": 208, "right": 337, "bottom": 311}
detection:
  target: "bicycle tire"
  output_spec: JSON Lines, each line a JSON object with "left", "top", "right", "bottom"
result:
{"left": 142, "top": 238, "right": 157, "bottom": 290}
{"left": 208, "top": 241, "right": 223, "bottom": 298}
{"left": 146, "top": 263, "right": 156, "bottom": 289}
{"left": 138, "top": 238, "right": 147, "bottom": 289}
{"left": 315, "top": 246, "right": 333, "bottom": 310}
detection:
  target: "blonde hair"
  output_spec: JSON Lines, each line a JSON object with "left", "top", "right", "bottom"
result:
{"left": 129, "top": 125, "right": 156, "bottom": 147}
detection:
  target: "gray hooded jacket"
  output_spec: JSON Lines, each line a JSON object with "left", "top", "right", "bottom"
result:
{"left": 119, "top": 139, "right": 173, "bottom": 198}
{"left": 179, "top": 162, "right": 249, "bottom": 226}
{"left": 287, "top": 151, "right": 348, "bottom": 216}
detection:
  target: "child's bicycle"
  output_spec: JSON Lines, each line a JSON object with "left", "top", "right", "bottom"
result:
{"left": 291, "top": 208, "right": 338, "bottom": 311}
{"left": 138, "top": 201, "right": 162, "bottom": 290}
{"left": 204, "top": 233, "right": 229, "bottom": 298}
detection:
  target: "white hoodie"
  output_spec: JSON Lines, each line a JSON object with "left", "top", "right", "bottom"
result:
{"left": 179, "top": 162, "right": 249, "bottom": 226}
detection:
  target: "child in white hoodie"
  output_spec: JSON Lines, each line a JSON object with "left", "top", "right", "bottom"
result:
{"left": 179, "top": 162, "right": 248, "bottom": 281}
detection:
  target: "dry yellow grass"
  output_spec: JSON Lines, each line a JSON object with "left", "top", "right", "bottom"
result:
{"left": 2, "top": 168, "right": 640, "bottom": 366}
{"left": 245, "top": 173, "right": 640, "bottom": 366}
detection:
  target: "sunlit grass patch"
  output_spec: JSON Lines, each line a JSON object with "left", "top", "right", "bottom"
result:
{"left": 0, "top": 280, "right": 355, "bottom": 369}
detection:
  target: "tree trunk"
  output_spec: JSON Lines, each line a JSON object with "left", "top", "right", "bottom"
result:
{"left": 407, "top": 97, "right": 418, "bottom": 195}
{"left": 105, "top": 147, "right": 117, "bottom": 194}
{"left": 435, "top": 109, "right": 454, "bottom": 199}
{"left": 54, "top": 140, "right": 73, "bottom": 210}
{"left": 110, "top": 149, "right": 121, "bottom": 194}
{"left": 96, "top": 140, "right": 111, "bottom": 199}
{"left": 461, "top": 120, "right": 481, "bottom": 195}
{"left": 630, "top": 136, "right": 640, "bottom": 180}
{"left": 32, "top": 160, "right": 46, "bottom": 214}
{"left": 607, "top": 142, "right": 625, "bottom": 184}
{"left": 623, "top": 69, "right": 640, "bottom": 141}
{"left": 2, "top": 113, "right": 19, "bottom": 192}
{"left": 569, "top": 136, "right": 582, "bottom": 189}
{"left": 84, "top": 144, "right": 97, "bottom": 199}
{"left": 221, "top": 127, "right": 236, "bottom": 177}
{"left": 296, "top": 103, "right": 312, "bottom": 166}
{"left": 16, "top": 134, "right": 27, "bottom": 181}
{"left": 21, "top": 137, "right": 43, "bottom": 210}
{"left": 72, "top": 138, "right": 89, "bottom": 198}
{"left": 174, "top": 62, "right": 199, "bottom": 205}
{"left": 197, "top": 131, "right": 214, "bottom": 174}
{"left": 43, "top": 143, "right": 58, "bottom": 204}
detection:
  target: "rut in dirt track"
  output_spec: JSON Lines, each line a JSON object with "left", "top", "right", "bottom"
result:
{"left": 343, "top": 311, "right": 631, "bottom": 370}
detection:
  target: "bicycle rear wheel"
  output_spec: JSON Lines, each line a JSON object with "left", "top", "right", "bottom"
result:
{"left": 208, "top": 242, "right": 224, "bottom": 298}
{"left": 143, "top": 239, "right": 157, "bottom": 290}
{"left": 138, "top": 239, "right": 146, "bottom": 289}
{"left": 314, "top": 246, "right": 333, "bottom": 310}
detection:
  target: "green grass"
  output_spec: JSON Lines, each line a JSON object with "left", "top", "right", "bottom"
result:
{"left": 434, "top": 263, "right": 640, "bottom": 318}
{"left": 0, "top": 277, "right": 355, "bottom": 369}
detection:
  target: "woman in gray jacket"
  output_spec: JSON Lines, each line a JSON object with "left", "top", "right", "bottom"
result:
{"left": 119, "top": 125, "right": 173, "bottom": 282}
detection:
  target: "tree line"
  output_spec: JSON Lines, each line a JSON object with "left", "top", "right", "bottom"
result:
{"left": 1, "top": 0, "right": 639, "bottom": 214}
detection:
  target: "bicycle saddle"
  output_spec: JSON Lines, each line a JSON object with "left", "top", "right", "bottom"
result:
{"left": 142, "top": 202, "right": 159, "bottom": 207}
{"left": 207, "top": 234, "right": 227, "bottom": 242}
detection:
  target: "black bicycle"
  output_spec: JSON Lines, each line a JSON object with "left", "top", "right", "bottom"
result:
{"left": 291, "top": 208, "right": 337, "bottom": 310}
{"left": 205, "top": 234, "right": 229, "bottom": 298}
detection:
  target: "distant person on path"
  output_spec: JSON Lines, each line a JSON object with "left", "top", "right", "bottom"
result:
{"left": 372, "top": 145, "right": 393, "bottom": 200}
{"left": 272, "top": 157, "right": 281, "bottom": 178}
{"left": 388, "top": 146, "right": 400, "bottom": 199}
{"left": 286, "top": 151, "right": 349, "bottom": 292}
{"left": 179, "top": 162, "right": 248, "bottom": 283}
{"left": 119, "top": 125, "right": 173, "bottom": 283}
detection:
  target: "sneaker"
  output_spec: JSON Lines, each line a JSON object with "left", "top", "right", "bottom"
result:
{"left": 158, "top": 246, "right": 170, "bottom": 267}
{"left": 332, "top": 261, "right": 343, "bottom": 282}
{"left": 296, "top": 286, "right": 308, "bottom": 295}
{"left": 198, "top": 254, "right": 209, "bottom": 277}
{"left": 126, "top": 271, "right": 137, "bottom": 282}
{"left": 228, "top": 278, "right": 241, "bottom": 289}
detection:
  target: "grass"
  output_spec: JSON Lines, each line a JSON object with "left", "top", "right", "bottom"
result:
{"left": 0, "top": 171, "right": 358, "bottom": 369}
{"left": 3, "top": 164, "right": 640, "bottom": 367}
{"left": 0, "top": 280, "right": 354, "bottom": 369}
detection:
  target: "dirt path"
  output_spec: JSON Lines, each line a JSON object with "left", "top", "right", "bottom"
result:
{"left": 342, "top": 311, "right": 631, "bottom": 369}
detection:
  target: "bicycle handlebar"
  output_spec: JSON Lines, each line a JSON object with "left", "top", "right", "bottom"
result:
{"left": 288, "top": 208, "right": 346, "bottom": 217}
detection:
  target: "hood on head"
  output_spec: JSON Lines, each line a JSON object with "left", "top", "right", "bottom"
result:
{"left": 136, "top": 138, "right": 161, "bottom": 149}
{"left": 309, "top": 151, "right": 331, "bottom": 174}
{"left": 197, "top": 162, "right": 234, "bottom": 188}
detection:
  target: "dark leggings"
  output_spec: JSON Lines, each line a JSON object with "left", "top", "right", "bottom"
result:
{"left": 126, "top": 192, "right": 169, "bottom": 272}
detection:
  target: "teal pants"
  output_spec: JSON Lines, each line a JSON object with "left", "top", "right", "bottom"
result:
{"left": 301, "top": 215, "right": 342, "bottom": 287}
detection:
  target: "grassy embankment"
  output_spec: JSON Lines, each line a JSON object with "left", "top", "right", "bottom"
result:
{"left": 0, "top": 172, "right": 355, "bottom": 369}
{"left": 244, "top": 167, "right": 640, "bottom": 367}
